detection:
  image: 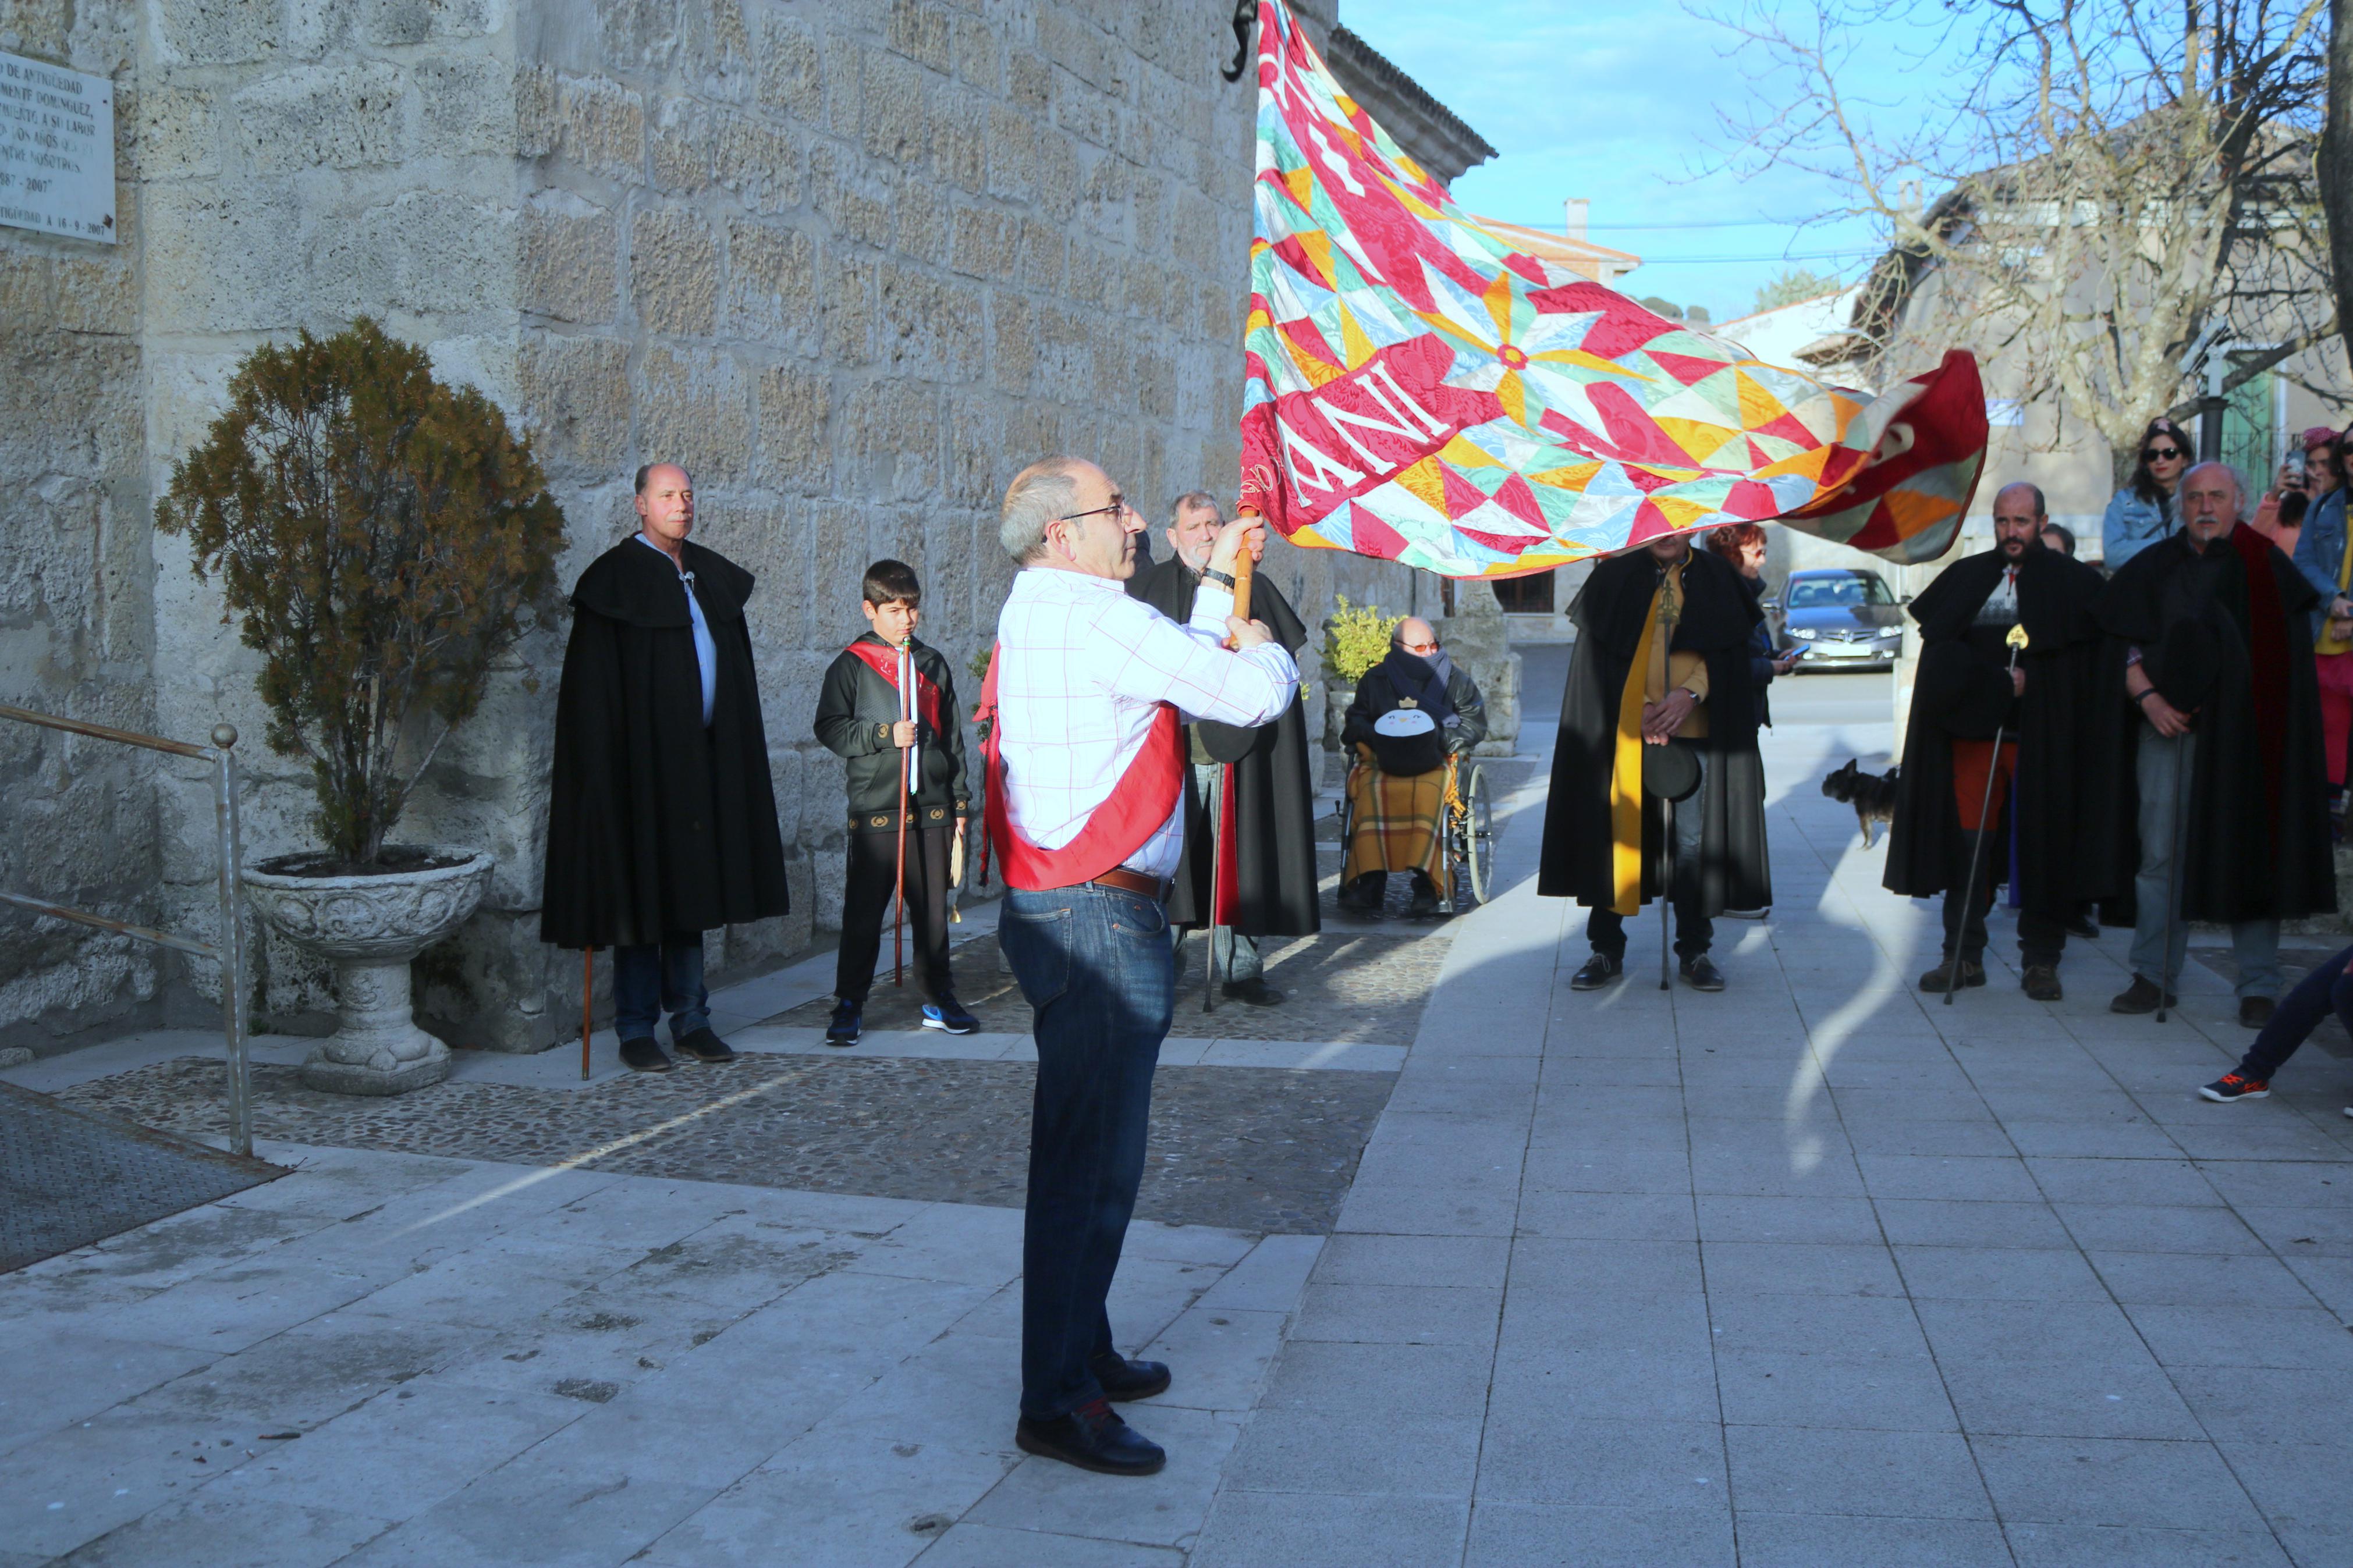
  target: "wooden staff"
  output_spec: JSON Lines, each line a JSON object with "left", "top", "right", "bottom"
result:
{"left": 580, "top": 947, "right": 594, "bottom": 1080}
{"left": 894, "top": 637, "right": 913, "bottom": 987}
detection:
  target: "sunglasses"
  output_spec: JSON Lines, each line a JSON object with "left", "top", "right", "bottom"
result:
{"left": 2143, "top": 446, "right": 2185, "bottom": 461}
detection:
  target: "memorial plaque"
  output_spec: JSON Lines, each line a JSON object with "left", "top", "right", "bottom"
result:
{"left": 0, "top": 51, "right": 115, "bottom": 243}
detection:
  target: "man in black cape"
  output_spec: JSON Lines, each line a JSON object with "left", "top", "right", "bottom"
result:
{"left": 1127, "top": 490, "right": 1319, "bottom": 1004}
{"left": 1539, "top": 531, "right": 1771, "bottom": 991}
{"left": 2100, "top": 460, "right": 2334, "bottom": 1028}
{"left": 541, "top": 463, "right": 792, "bottom": 1071}
{"left": 1884, "top": 483, "right": 2119, "bottom": 1000}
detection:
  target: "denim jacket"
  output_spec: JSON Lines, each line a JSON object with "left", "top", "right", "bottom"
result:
{"left": 2291, "top": 486, "right": 2350, "bottom": 631}
{"left": 2100, "top": 487, "right": 2173, "bottom": 570}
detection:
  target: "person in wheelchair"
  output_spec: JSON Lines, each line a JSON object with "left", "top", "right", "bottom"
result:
{"left": 1339, "top": 617, "right": 1487, "bottom": 917}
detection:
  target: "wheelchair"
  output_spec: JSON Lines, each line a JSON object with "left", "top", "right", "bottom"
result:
{"left": 1336, "top": 747, "right": 1496, "bottom": 914}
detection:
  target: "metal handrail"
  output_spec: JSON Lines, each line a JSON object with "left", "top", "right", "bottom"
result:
{"left": 0, "top": 705, "right": 250, "bottom": 1157}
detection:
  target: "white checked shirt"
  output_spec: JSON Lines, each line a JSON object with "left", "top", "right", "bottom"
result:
{"left": 995, "top": 567, "right": 1299, "bottom": 879}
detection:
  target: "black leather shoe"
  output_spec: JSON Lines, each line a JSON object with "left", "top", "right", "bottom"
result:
{"left": 2065, "top": 913, "right": 2100, "bottom": 939}
{"left": 1089, "top": 1352, "right": 1172, "bottom": 1402}
{"left": 1679, "top": 955, "right": 1726, "bottom": 992}
{"left": 672, "top": 1026, "right": 737, "bottom": 1064}
{"left": 2110, "top": 975, "right": 2177, "bottom": 1014}
{"left": 619, "top": 1036, "right": 672, "bottom": 1072}
{"left": 1570, "top": 953, "right": 1624, "bottom": 991}
{"left": 2021, "top": 964, "right": 2063, "bottom": 1001}
{"left": 1014, "top": 1398, "right": 1166, "bottom": 1475}
{"left": 2240, "top": 995, "right": 2277, "bottom": 1029}
{"left": 1222, "top": 977, "right": 1285, "bottom": 1007}
{"left": 1920, "top": 957, "right": 1986, "bottom": 993}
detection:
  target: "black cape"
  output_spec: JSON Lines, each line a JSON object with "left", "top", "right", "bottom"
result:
{"left": 1538, "top": 545, "right": 1772, "bottom": 912}
{"left": 541, "top": 538, "right": 791, "bottom": 949}
{"left": 2098, "top": 526, "right": 2334, "bottom": 922}
{"left": 1127, "top": 559, "right": 1322, "bottom": 936}
{"left": 1884, "top": 545, "right": 2124, "bottom": 910}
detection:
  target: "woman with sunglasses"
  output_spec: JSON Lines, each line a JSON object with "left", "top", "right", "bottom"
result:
{"left": 2291, "top": 428, "right": 2353, "bottom": 800}
{"left": 2100, "top": 418, "right": 2191, "bottom": 570}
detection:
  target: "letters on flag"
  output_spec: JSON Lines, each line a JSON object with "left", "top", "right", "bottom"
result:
{"left": 1240, "top": 1, "right": 1988, "bottom": 578}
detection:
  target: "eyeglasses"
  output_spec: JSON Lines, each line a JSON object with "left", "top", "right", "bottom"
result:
{"left": 1059, "top": 493, "right": 1128, "bottom": 525}
{"left": 2144, "top": 446, "right": 2185, "bottom": 461}
{"left": 1400, "top": 639, "right": 1439, "bottom": 654}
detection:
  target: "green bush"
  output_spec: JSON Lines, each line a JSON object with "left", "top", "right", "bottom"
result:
{"left": 1322, "top": 595, "right": 1402, "bottom": 685}
{"left": 156, "top": 319, "right": 567, "bottom": 867}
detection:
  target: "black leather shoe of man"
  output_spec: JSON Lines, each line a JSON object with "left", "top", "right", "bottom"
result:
{"left": 672, "top": 1027, "right": 738, "bottom": 1064}
{"left": 2065, "top": 913, "right": 2100, "bottom": 939}
{"left": 1679, "top": 955, "right": 1726, "bottom": 992}
{"left": 1570, "top": 952, "right": 1624, "bottom": 991}
{"left": 1919, "top": 957, "right": 1986, "bottom": 992}
{"left": 1222, "top": 977, "right": 1284, "bottom": 1007}
{"left": 1014, "top": 1398, "right": 1166, "bottom": 1476}
{"left": 2021, "top": 964, "right": 2063, "bottom": 1002}
{"left": 2240, "top": 995, "right": 2277, "bottom": 1029}
{"left": 2109, "top": 975, "right": 2177, "bottom": 1014}
{"left": 619, "top": 1036, "right": 672, "bottom": 1072}
{"left": 1089, "top": 1352, "right": 1172, "bottom": 1402}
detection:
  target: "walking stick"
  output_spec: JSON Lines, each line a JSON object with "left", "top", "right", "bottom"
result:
{"left": 1659, "top": 795, "right": 1674, "bottom": 991}
{"left": 2155, "top": 720, "right": 2191, "bottom": 1024}
{"left": 1944, "top": 624, "right": 2031, "bottom": 1005}
{"left": 580, "top": 947, "right": 594, "bottom": 1081}
{"left": 894, "top": 637, "right": 913, "bottom": 988}
{"left": 1204, "top": 763, "right": 1223, "bottom": 1015}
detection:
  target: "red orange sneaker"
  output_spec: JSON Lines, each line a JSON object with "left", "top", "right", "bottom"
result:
{"left": 2199, "top": 1072, "right": 2270, "bottom": 1103}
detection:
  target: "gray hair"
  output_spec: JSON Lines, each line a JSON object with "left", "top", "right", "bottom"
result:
{"left": 1000, "top": 457, "right": 1090, "bottom": 564}
{"left": 1169, "top": 490, "right": 1222, "bottom": 525}
{"left": 2183, "top": 460, "right": 2244, "bottom": 506}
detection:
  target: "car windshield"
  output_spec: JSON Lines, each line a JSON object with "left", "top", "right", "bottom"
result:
{"left": 1786, "top": 574, "right": 1895, "bottom": 610}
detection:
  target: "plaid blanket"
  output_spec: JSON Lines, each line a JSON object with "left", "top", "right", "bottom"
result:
{"left": 1343, "top": 746, "right": 1449, "bottom": 894}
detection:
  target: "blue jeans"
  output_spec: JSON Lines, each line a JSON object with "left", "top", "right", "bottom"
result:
{"left": 612, "top": 934, "right": 710, "bottom": 1041}
{"left": 998, "top": 883, "right": 1175, "bottom": 1418}
{"left": 2239, "top": 942, "right": 2353, "bottom": 1082}
{"left": 2131, "top": 732, "right": 2282, "bottom": 998}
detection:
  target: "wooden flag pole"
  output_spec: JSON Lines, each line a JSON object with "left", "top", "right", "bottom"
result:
{"left": 580, "top": 947, "right": 594, "bottom": 1081}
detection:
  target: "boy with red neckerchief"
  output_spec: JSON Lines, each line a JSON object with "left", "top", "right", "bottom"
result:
{"left": 812, "top": 559, "right": 974, "bottom": 1046}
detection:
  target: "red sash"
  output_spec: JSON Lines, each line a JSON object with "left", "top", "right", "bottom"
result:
{"left": 976, "top": 643, "right": 1184, "bottom": 890}
{"left": 844, "top": 638, "right": 943, "bottom": 733}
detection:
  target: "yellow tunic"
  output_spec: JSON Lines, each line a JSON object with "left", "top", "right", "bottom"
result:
{"left": 1609, "top": 555, "right": 1710, "bottom": 914}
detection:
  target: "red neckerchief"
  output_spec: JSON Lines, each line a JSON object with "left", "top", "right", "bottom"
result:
{"left": 2228, "top": 522, "right": 2290, "bottom": 833}
{"left": 844, "top": 637, "right": 943, "bottom": 734}
{"left": 974, "top": 643, "right": 1184, "bottom": 890}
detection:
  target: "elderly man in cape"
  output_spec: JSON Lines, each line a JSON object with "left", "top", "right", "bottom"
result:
{"left": 982, "top": 456, "right": 1296, "bottom": 1477}
{"left": 1884, "top": 483, "right": 2118, "bottom": 1000}
{"left": 1127, "top": 490, "right": 1319, "bottom": 1004}
{"left": 1539, "top": 529, "right": 1771, "bottom": 991}
{"left": 541, "top": 463, "right": 792, "bottom": 1072}
{"left": 2101, "top": 460, "right": 2335, "bottom": 1027}
{"left": 1338, "top": 616, "right": 1488, "bottom": 917}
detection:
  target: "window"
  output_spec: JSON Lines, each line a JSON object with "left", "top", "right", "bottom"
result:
{"left": 1493, "top": 570, "right": 1555, "bottom": 614}
{"left": 1786, "top": 573, "right": 1894, "bottom": 609}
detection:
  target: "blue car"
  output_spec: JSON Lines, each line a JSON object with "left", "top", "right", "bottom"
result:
{"left": 1766, "top": 568, "right": 1905, "bottom": 672}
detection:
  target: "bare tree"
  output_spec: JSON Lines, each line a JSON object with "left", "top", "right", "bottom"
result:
{"left": 1706, "top": 0, "right": 2337, "bottom": 474}
{"left": 2322, "top": 0, "right": 2353, "bottom": 372}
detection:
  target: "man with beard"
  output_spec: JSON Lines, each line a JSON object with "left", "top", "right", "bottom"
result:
{"left": 1127, "top": 491, "right": 1320, "bottom": 1004}
{"left": 2102, "top": 461, "right": 2335, "bottom": 1027}
{"left": 1339, "top": 616, "right": 1489, "bottom": 917}
{"left": 1539, "top": 530, "right": 1770, "bottom": 991}
{"left": 1884, "top": 483, "right": 2118, "bottom": 998}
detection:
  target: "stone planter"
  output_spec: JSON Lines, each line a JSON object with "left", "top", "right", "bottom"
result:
{"left": 242, "top": 847, "right": 495, "bottom": 1096}
{"left": 1323, "top": 681, "right": 1357, "bottom": 756}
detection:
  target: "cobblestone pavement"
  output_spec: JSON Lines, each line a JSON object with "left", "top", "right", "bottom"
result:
{"left": 57, "top": 1055, "right": 1393, "bottom": 1235}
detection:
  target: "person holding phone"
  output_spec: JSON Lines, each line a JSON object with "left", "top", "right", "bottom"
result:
{"left": 2291, "top": 431, "right": 2353, "bottom": 798}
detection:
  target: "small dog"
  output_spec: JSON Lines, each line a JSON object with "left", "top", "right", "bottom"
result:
{"left": 1821, "top": 759, "right": 1900, "bottom": 848}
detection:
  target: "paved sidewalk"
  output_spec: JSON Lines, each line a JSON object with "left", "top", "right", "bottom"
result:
{"left": 10, "top": 691, "right": 2353, "bottom": 1565}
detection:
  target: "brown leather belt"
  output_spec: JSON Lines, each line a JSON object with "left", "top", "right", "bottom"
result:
{"left": 1088, "top": 866, "right": 1170, "bottom": 901}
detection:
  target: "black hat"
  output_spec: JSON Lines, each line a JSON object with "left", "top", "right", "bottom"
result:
{"left": 1642, "top": 741, "right": 1703, "bottom": 803}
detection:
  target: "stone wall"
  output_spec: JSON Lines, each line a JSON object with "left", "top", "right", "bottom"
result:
{"left": 0, "top": 0, "right": 163, "bottom": 1046}
{"left": 0, "top": 0, "right": 1425, "bottom": 1060}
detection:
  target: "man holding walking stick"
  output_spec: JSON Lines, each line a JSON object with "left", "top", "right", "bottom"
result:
{"left": 1886, "top": 483, "right": 2118, "bottom": 998}
{"left": 2099, "top": 461, "right": 2335, "bottom": 1027}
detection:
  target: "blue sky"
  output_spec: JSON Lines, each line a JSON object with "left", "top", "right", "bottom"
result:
{"left": 1340, "top": 1, "right": 1944, "bottom": 322}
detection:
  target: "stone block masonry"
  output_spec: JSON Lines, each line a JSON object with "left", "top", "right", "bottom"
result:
{"left": 1, "top": 0, "right": 1424, "bottom": 1060}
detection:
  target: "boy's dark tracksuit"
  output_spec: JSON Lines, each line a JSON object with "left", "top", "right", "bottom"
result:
{"left": 814, "top": 635, "right": 970, "bottom": 1004}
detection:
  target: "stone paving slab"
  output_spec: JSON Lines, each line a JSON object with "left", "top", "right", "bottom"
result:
{"left": 54, "top": 1055, "right": 1392, "bottom": 1235}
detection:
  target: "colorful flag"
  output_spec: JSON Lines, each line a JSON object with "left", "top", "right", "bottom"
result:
{"left": 1241, "top": 1, "right": 1988, "bottom": 578}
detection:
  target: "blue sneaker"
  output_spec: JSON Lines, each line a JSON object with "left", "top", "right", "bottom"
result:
{"left": 922, "top": 995, "right": 978, "bottom": 1034}
{"left": 825, "top": 998, "right": 861, "bottom": 1047}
